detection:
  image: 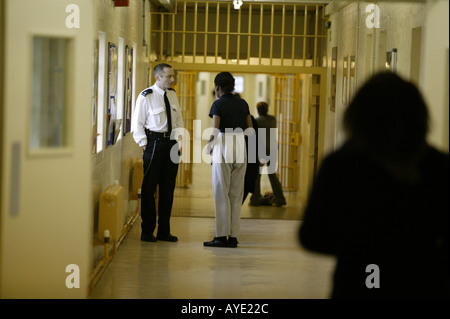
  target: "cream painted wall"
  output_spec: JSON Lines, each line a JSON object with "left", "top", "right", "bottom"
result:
{"left": 323, "top": 1, "right": 444, "bottom": 158}
{"left": 325, "top": 1, "right": 359, "bottom": 153}
{"left": 91, "top": 0, "right": 149, "bottom": 270}
{"left": 421, "top": 0, "right": 449, "bottom": 152}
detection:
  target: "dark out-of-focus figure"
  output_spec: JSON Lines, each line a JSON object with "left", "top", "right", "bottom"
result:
{"left": 233, "top": 93, "right": 260, "bottom": 204}
{"left": 250, "top": 101, "right": 287, "bottom": 207}
{"left": 299, "top": 72, "right": 449, "bottom": 299}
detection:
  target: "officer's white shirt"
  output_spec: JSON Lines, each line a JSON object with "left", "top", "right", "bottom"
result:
{"left": 132, "top": 84, "right": 184, "bottom": 147}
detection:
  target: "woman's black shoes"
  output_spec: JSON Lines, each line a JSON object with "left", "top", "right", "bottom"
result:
{"left": 227, "top": 236, "right": 239, "bottom": 248}
{"left": 204, "top": 236, "right": 228, "bottom": 247}
{"left": 203, "top": 236, "right": 239, "bottom": 248}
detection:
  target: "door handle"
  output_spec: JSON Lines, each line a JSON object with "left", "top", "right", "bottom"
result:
{"left": 10, "top": 142, "right": 21, "bottom": 216}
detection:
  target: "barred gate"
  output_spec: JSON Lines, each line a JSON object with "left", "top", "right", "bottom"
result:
{"left": 174, "top": 70, "right": 197, "bottom": 187}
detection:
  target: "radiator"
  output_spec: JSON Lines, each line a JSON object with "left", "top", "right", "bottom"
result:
{"left": 98, "top": 182, "right": 124, "bottom": 243}
{"left": 132, "top": 158, "right": 143, "bottom": 200}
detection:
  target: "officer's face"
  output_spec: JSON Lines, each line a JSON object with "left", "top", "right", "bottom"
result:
{"left": 157, "top": 67, "right": 175, "bottom": 90}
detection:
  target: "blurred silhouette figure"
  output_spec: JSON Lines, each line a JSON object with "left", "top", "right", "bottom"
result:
{"left": 243, "top": 115, "right": 259, "bottom": 204}
{"left": 299, "top": 72, "right": 449, "bottom": 299}
{"left": 250, "top": 101, "right": 286, "bottom": 207}
{"left": 233, "top": 93, "right": 260, "bottom": 204}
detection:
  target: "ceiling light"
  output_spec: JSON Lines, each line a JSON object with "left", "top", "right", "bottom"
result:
{"left": 233, "top": 0, "right": 243, "bottom": 10}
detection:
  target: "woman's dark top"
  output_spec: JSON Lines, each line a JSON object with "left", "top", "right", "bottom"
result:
{"left": 209, "top": 93, "right": 250, "bottom": 132}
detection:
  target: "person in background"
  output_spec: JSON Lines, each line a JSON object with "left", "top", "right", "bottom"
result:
{"left": 243, "top": 114, "right": 259, "bottom": 204}
{"left": 250, "top": 101, "right": 286, "bottom": 207}
{"left": 299, "top": 72, "right": 449, "bottom": 298}
{"left": 233, "top": 93, "right": 260, "bottom": 204}
{"left": 204, "top": 72, "right": 253, "bottom": 248}
{"left": 132, "top": 63, "right": 184, "bottom": 243}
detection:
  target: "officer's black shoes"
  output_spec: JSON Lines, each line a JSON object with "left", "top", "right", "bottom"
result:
{"left": 141, "top": 233, "right": 157, "bottom": 242}
{"left": 227, "top": 236, "right": 239, "bottom": 248}
{"left": 141, "top": 233, "right": 178, "bottom": 242}
{"left": 157, "top": 234, "right": 178, "bottom": 242}
{"left": 274, "top": 198, "right": 287, "bottom": 207}
{"left": 204, "top": 236, "right": 228, "bottom": 247}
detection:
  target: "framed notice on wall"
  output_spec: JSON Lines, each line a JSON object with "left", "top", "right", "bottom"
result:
{"left": 342, "top": 55, "right": 348, "bottom": 105}
{"left": 330, "top": 47, "right": 337, "bottom": 112}
{"left": 92, "top": 40, "right": 99, "bottom": 153}
{"left": 349, "top": 55, "right": 356, "bottom": 102}
{"left": 106, "top": 42, "right": 118, "bottom": 147}
{"left": 124, "top": 45, "right": 133, "bottom": 135}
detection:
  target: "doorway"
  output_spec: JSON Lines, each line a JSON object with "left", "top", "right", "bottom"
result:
{"left": 171, "top": 71, "right": 321, "bottom": 220}
{"left": 0, "top": 0, "right": 93, "bottom": 298}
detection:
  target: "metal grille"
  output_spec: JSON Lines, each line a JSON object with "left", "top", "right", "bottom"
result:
{"left": 149, "top": 1, "right": 328, "bottom": 193}
{"left": 174, "top": 70, "right": 197, "bottom": 187}
{"left": 274, "top": 74, "right": 300, "bottom": 191}
{"left": 150, "top": 0, "right": 327, "bottom": 70}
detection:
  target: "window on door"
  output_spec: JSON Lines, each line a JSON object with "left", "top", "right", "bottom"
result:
{"left": 30, "top": 36, "right": 71, "bottom": 150}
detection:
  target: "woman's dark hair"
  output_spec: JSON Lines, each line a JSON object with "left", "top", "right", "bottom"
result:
{"left": 214, "top": 72, "right": 235, "bottom": 94}
{"left": 344, "top": 72, "right": 429, "bottom": 161}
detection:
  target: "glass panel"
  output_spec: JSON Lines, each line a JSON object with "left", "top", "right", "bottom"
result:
{"left": 343, "top": 55, "right": 349, "bottom": 105}
{"left": 92, "top": 40, "right": 99, "bottom": 153}
{"left": 106, "top": 42, "right": 118, "bottom": 147}
{"left": 124, "top": 45, "right": 133, "bottom": 135}
{"left": 31, "top": 36, "right": 70, "bottom": 149}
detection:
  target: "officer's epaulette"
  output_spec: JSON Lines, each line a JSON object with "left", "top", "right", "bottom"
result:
{"left": 141, "top": 88, "right": 153, "bottom": 96}
{"left": 167, "top": 88, "right": 176, "bottom": 92}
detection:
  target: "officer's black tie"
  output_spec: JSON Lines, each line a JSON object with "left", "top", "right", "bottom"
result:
{"left": 164, "top": 91, "right": 172, "bottom": 133}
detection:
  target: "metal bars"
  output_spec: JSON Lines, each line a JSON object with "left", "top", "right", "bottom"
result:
{"left": 274, "top": 74, "right": 300, "bottom": 191}
{"left": 150, "top": 1, "right": 327, "bottom": 68}
{"left": 175, "top": 71, "right": 197, "bottom": 187}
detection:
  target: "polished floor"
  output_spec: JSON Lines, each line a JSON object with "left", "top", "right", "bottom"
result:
{"left": 89, "top": 161, "right": 336, "bottom": 299}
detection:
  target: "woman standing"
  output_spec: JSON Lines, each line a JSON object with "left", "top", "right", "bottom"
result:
{"left": 299, "top": 72, "right": 449, "bottom": 298}
{"left": 204, "top": 72, "right": 253, "bottom": 248}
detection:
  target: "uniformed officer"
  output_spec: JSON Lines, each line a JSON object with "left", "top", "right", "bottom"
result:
{"left": 132, "top": 63, "right": 184, "bottom": 242}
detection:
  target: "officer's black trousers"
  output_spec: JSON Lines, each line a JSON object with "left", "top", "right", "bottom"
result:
{"left": 141, "top": 138, "right": 179, "bottom": 236}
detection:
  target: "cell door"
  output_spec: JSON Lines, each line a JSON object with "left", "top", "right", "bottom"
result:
{"left": 0, "top": 0, "right": 93, "bottom": 298}
{"left": 273, "top": 74, "right": 301, "bottom": 191}
{"left": 174, "top": 71, "right": 197, "bottom": 187}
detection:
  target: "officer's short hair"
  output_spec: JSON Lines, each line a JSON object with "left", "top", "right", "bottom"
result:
{"left": 153, "top": 63, "right": 173, "bottom": 78}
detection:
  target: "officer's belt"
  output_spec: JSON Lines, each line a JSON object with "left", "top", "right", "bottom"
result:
{"left": 145, "top": 128, "right": 171, "bottom": 139}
